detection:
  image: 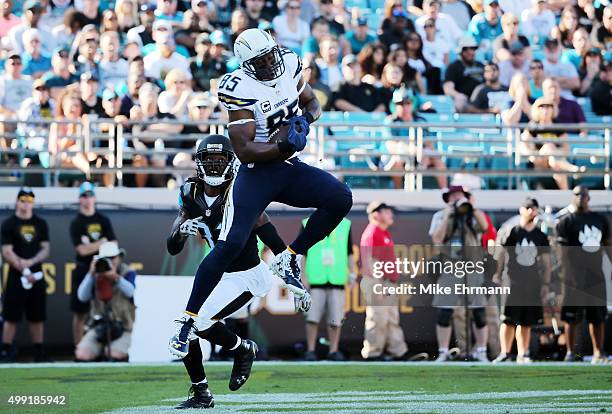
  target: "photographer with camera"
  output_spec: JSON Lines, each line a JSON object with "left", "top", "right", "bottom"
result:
{"left": 75, "top": 241, "right": 136, "bottom": 362}
{"left": 429, "top": 186, "right": 490, "bottom": 362}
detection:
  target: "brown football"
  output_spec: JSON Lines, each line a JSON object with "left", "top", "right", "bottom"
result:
{"left": 269, "top": 123, "right": 296, "bottom": 160}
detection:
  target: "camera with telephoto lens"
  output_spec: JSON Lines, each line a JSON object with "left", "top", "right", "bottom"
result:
{"left": 94, "top": 256, "right": 113, "bottom": 273}
{"left": 453, "top": 197, "right": 473, "bottom": 217}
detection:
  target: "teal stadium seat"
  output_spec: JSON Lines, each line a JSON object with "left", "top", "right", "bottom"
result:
{"left": 421, "top": 95, "right": 454, "bottom": 114}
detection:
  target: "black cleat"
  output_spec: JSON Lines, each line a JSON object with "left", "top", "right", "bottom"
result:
{"left": 229, "top": 339, "right": 258, "bottom": 391}
{"left": 175, "top": 383, "right": 214, "bottom": 409}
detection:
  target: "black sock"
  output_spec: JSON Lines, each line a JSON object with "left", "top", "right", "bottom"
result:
{"left": 198, "top": 322, "right": 240, "bottom": 350}
{"left": 182, "top": 339, "right": 206, "bottom": 384}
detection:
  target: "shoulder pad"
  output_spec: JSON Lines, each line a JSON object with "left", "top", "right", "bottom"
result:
{"left": 217, "top": 71, "right": 259, "bottom": 111}
{"left": 281, "top": 48, "right": 302, "bottom": 79}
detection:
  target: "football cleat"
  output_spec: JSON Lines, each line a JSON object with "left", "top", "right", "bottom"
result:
{"left": 472, "top": 349, "right": 489, "bottom": 363}
{"left": 175, "top": 383, "right": 215, "bottom": 409}
{"left": 563, "top": 352, "right": 576, "bottom": 362}
{"left": 294, "top": 291, "right": 312, "bottom": 313}
{"left": 168, "top": 314, "right": 199, "bottom": 359}
{"left": 229, "top": 339, "right": 258, "bottom": 391}
{"left": 270, "top": 250, "right": 307, "bottom": 297}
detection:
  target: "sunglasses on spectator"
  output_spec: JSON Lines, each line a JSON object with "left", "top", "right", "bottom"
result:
{"left": 424, "top": 24, "right": 435, "bottom": 28}
{"left": 463, "top": 47, "right": 477, "bottom": 51}
{"left": 34, "top": 85, "right": 48, "bottom": 91}
{"left": 538, "top": 104, "right": 553, "bottom": 108}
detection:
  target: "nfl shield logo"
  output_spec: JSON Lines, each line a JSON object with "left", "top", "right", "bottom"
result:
{"left": 261, "top": 101, "right": 271, "bottom": 113}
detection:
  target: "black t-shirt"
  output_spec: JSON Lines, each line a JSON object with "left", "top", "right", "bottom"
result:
{"left": 557, "top": 211, "right": 609, "bottom": 257}
{"left": 589, "top": 78, "right": 611, "bottom": 116}
{"left": 333, "top": 82, "right": 383, "bottom": 112}
{"left": 1, "top": 214, "right": 49, "bottom": 273}
{"left": 503, "top": 224, "right": 549, "bottom": 286}
{"left": 69, "top": 211, "right": 116, "bottom": 264}
{"left": 190, "top": 57, "right": 227, "bottom": 92}
{"left": 596, "top": 25, "right": 611, "bottom": 50}
{"left": 470, "top": 83, "right": 508, "bottom": 110}
{"left": 81, "top": 97, "right": 104, "bottom": 116}
{"left": 493, "top": 34, "right": 530, "bottom": 52}
{"left": 444, "top": 59, "right": 484, "bottom": 97}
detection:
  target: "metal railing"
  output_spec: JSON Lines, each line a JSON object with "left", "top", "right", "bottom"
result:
{"left": 0, "top": 117, "right": 610, "bottom": 190}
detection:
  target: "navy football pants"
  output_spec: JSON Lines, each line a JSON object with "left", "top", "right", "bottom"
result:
{"left": 185, "top": 158, "right": 353, "bottom": 314}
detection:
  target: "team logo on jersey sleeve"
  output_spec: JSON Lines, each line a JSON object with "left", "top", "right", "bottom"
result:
{"left": 261, "top": 101, "right": 271, "bottom": 113}
{"left": 19, "top": 225, "right": 36, "bottom": 243}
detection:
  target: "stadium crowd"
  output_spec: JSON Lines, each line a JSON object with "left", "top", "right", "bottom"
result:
{"left": 0, "top": 0, "right": 610, "bottom": 189}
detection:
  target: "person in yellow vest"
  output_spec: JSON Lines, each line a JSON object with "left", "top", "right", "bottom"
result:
{"left": 301, "top": 216, "right": 356, "bottom": 361}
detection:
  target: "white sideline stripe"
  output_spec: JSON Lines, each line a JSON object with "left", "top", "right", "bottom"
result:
{"left": 0, "top": 360, "right": 610, "bottom": 369}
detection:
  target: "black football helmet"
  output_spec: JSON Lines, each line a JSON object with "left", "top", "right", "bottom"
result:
{"left": 194, "top": 135, "right": 235, "bottom": 186}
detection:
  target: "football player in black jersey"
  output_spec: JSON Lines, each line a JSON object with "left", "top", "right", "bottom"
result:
{"left": 167, "top": 135, "right": 309, "bottom": 409}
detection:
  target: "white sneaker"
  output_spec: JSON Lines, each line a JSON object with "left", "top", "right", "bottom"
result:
{"left": 435, "top": 352, "right": 450, "bottom": 362}
{"left": 472, "top": 349, "right": 489, "bottom": 363}
{"left": 168, "top": 314, "right": 199, "bottom": 359}
{"left": 516, "top": 355, "right": 533, "bottom": 364}
{"left": 591, "top": 355, "right": 608, "bottom": 365}
{"left": 492, "top": 353, "right": 510, "bottom": 363}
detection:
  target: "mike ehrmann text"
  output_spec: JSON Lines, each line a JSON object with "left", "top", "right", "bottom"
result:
{"left": 372, "top": 283, "right": 511, "bottom": 296}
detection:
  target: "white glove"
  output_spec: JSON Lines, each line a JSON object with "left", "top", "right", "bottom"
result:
{"left": 179, "top": 216, "right": 203, "bottom": 237}
{"left": 294, "top": 291, "right": 312, "bottom": 313}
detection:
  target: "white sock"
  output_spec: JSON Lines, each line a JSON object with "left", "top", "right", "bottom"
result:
{"left": 229, "top": 336, "right": 242, "bottom": 350}
{"left": 476, "top": 347, "right": 486, "bottom": 353}
{"left": 192, "top": 378, "right": 208, "bottom": 385}
{"left": 438, "top": 347, "right": 448, "bottom": 354}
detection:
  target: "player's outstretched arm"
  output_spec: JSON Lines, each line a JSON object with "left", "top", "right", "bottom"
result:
{"left": 228, "top": 109, "right": 286, "bottom": 164}
{"left": 297, "top": 78, "right": 321, "bottom": 124}
{"left": 167, "top": 208, "right": 190, "bottom": 255}
{"left": 253, "top": 212, "right": 286, "bottom": 255}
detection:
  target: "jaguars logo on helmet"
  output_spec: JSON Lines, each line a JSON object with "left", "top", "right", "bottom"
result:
{"left": 194, "top": 135, "right": 236, "bottom": 187}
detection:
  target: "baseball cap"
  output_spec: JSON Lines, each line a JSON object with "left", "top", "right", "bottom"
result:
{"left": 442, "top": 185, "right": 471, "bottom": 203}
{"left": 153, "top": 19, "right": 173, "bottom": 32}
{"left": 341, "top": 54, "right": 358, "bottom": 67}
{"left": 508, "top": 41, "right": 524, "bottom": 54}
{"left": 484, "top": 0, "right": 499, "bottom": 6}
{"left": 6, "top": 51, "right": 21, "bottom": 60}
{"left": 196, "top": 32, "right": 211, "bottom": 45}
{"left": 102, "top": 88, "right": 118, "bottom": 101}
{"left": 17, "top": 187, "right": 35, "bottom": 202}
{"left": 585, "top": 47, "right": 601, "bottom": 56}
{"left": 53, "top": 46, "right": 70, "bottom": 57}
{"left": 521, "top": 197, "right": 539, "bottom": 209}
{"left": 209, "top": 30, "right": 228, "bottom": 46}
{"left": 457, "top": 36, "right": 478, "bottom": 50}
{"left": 79, "top": 181, "right": 96, "bottom": 197}
{"left": 23, "top": 0, "right": 42, "bottom": 11}
{"left": 33, "top": 78, "right": 47, "bottom": 90}
{"left": 544, "top": 37, "right": 559, "bottom": 48}
{"left": 354, "top": 16, "right": 368, "bottom": 26}
{"left": 140, "top": 3, "right": 156, "bottom": 12}
{"left": 366, "top": 200, "right": 393, "bottom": 215}
{"left": 191, "top": 0, "right": 207, "bottom": 8}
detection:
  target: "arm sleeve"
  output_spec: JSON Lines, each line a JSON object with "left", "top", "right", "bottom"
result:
{"left": 116, "top": 276, "right": 135, "bottom": 298}
{"left": 77, "top": 272, "right": 95, "bottom": 302}
{"left": 254, "top": 222, "right": 286, "bottom": 255}
{"left": 347, "top": 227, "right": 353, "bottom": 255}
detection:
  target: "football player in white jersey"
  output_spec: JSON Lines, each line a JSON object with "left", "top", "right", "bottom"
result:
{"left": 170, "top": 28, "right": 353, "bottom": 358}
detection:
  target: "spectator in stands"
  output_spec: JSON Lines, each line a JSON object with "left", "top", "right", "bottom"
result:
{"left": 302, "top": 17, "right": 330, "bottom": 61}
{"left": 388, "top": 47, "right": 425, "bottom": 95}
{"left": 155, "top": 0, "right": 182, "bottom": 24}
{"left": 75, "top": 241, "right": 136, "bottom": 362}
{"left": 528, "top": 59, "right": 544, "bottom": 98}
{"left": 178, "top": 92, "right": 215, "bottom": 161}
{"left": 42, "top": 47, "right": 79, "bottom": 100}
{"left": 0, "top": 52, "right": 33, "bottom": 120}
{"left": 69, "top": 182, "right": 117, "bottom": 345}
{"left": 577, "top": 48, "right": 603, "bottom": 97}
{"left": 16, "top": 79, "right": 53, "bottom": 170}
{"left": 494, "top": 13, "right": 531, "bottom": 63}
{"left": 593, "top": 6, "right": 611, "bottom": 51}
{"left": 421, "top": 17, "right": 450, "bottom": 71}
{"left": 443, "top": 36, "right": 485, "bottom": 112}
{"left": 542, "top": 39, "right": 580, "bottom": 99}
{"left": 190, "top": 33, "right": 227, "bottom": 92}
{"left": 521, "top": 97, "right": 583, "bottom": 189}
{"left": 358, "top": 41, "right": 387, "bottom": 86}
{"left": 210, "top": 0, "right": 234, "bottom": 28}
{"left": 0, "top": 188, "right": 50, "bottom": 363}
{"left": 18, "top": 78, "right": 55, "bottom": 124}
{"left": 244, "top": 0, "right": 270, "bottom": 28}
{"left": 502, "top": 73, "right": 533, "bottom": 124}
{"left": 470, "top": 62, "right": 510, "bottom": 114}
{"left": 520, "top": 0, "right": 556, "bottom": 45}
{"left": 144, "top": 32, "right": 191, "bottom": 80}
{"left": 74, "top": 31, "right": 100, "bottom": 80}
{"left": 316, "top": 35, "right": 343, "bottom": 93}
{"left": 379, "top": 8, "right": 414, "bottom": 49}
{"left": 98, "top": 31, "right": 129, "bottom": 91}
{"left": 415, "top": 0, "right": 463, "bottom": 49}
{"left": 386, "top": 87, "right": 447, "bottom": 189}
{"left": 50, "top": 9, "right": 86, "bottom": 50}
{"left": 190, "top": 0, "right": 214, "bottom": 32}
{"left": 440, "top": 0, "right": 472, "bottom": 31}
{"left": 81, "top": 0, "right": 102, "bottom": 26}
{"left": 333, "top": 54, "right": 385, "bottom": 112}
{"left": 589, "top": 60, "right": 611, "bottom": 115}
{"left": 561, "top": 28, "right": 591, "bottom": 71}
{"left": 498, "top": 41, "right": 530, "bottom": 87}
{"left": 79, "top": 72, "right": 102, "bottom": 116}
{"left": 571, "top": 0, "right": 601, "bottom": 34}
{"left": 379, "top": 62, "right": 407, "bottom": 111}
{"left": 318, "top": 0, "right": 347, "bottom": 41}
{"left": 8, "top": 0, "right": 55, "bottom": 56}
{"left": 467, "top": 0, "right": 503, "bottom": 48}
{"left": 498, "top": 0, "right": 530, "bottom": 20}
{"left": 118, "top": 72, "right": 144, "bottom": 116}
{"left": 272, "top": 0, "right": 309, "bottom": 54}
{"left": 542, "top": 78, "right": 586, "bottom": 125}
{"left": 115, "top": 0, "right": 137, "bottom": 33}
{"left": 405, "top": 32, "right": 442, "bottom": 95}
{"left": 21, "top": 28, "right": 51, "bottom": 78}
{"left": 345, "top": 16, "right": 375, "bottom": 55}
{"left": 174, "top": 10, "right": 202, "bottom": 56}
{"left": 126, "top": 3, "right": 155, "bottom": 47}
{"left": 360, "top": 201, "right": 408, "bottom": 361}
{"left": 158, "top": 69, "right": 193, "bottom": 119}
{"left": 101, "top": 10, "right": 124, "bottom": 41}
{"left": 552, "top": 6, "right": 579, "bottom": 49}
{"left": 230, "top": 8, "right": 249, "bottom": 45}
{"left": 0, "top": 0, "right": 20, "bottom": 38}
{"left": 303, "top": 58, "right": 332, "bottom": 110}
{"left": 302, "top": 216, "right": 356, "bottom": 361}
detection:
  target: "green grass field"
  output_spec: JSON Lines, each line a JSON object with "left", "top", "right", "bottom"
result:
{"left": 0, "top": 362, "right": 611, "bottom": 413}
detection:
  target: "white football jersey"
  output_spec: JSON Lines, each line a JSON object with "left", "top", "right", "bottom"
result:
{"left": 218, "top": 49, "right": 304, "bottom": 143}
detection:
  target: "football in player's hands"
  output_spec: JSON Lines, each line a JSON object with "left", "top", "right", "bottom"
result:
{"left": 269, "top": 123, "right": 292, "bottom": 143}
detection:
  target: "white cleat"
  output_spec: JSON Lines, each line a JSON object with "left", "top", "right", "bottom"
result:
{"left": 168, "top": 314, "right": 199, "bottom": 359}
{"left": 270, "top": 249, "right": 307, "bottom": 297}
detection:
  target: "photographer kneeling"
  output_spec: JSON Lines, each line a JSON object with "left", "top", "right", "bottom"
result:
{"left": 75, "top": 242, "right": 136, "bottom": 362}
{"left": 429, "top": 186, "right": 490, "bottom": 362}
